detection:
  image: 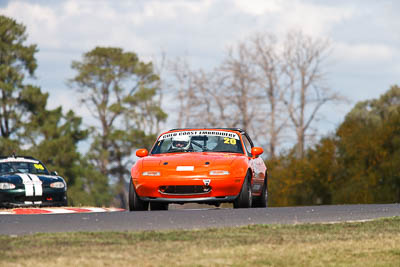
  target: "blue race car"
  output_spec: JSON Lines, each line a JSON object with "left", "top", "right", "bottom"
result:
{"left": 0, "top": 155, "right": 67, "bottom": 208}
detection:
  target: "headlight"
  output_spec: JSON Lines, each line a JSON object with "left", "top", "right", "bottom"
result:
{"left": 0, "top": 183, "right": 16, "bottom": 190}
{"left": 209, "top": 170, "right": 230, "bottom": 175}
{"left": 50, "top": 182, "right": 65, "bottom": 188}
{"left": 142, "top": 171, "right": 161, "bottom": 176}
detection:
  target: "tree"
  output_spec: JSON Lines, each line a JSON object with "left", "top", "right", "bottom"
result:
{"left": 221, "top": 42, "right": 265, "bottom": 139}
{"left": 168, "top": 58, "right": 227, "bottom": 129}
{"left": 168, "top": 31, "right": 339, "bottom": 158}
{"left": 168, "top": 44, "right": 266, "bottom": 144}
{"left": 250, "top": 33, "right": 288, "bottom": 158}
{"left": 19, "top": 85, "right": 113, "bottom": 206}
{"left": 0, "top": 15, "right": 37, "bottom": 144}
{"left": 267, "top": 136, "right": 338, "bottom": 206}
{"left": 0, "top": 15, "right": 113, "bottom": 206}
{"left": 267, "top": 85, "right": 400, "bottom": 207}
{"left": 282, "top": 31, "right": 340, "bottom": 159}
{"left": 335, "top": 85, "right": 400, "bottom": 203}
{"left": 69, "top": 47, "right": 167, "bottom": 208}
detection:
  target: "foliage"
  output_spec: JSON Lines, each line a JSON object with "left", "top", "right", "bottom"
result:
{"left": 268, "top": 137, "right": 337, "bottom": 206}
{"left": 0, "top": 15, "right": 37, "bottom": 142}
{"left": 268, "top": 85, "right": 400, "bottom": 206}
{"left": 334, "top": 85, "right": 400, "bottom": 203}
{"left": 23, "top": 101, "right": 112, "bottom": 206}
{"left": 17, "top": 86, "right": 112, "bottom": 206}
{"left": 69, "top": 47, "right": 167, "bottom": 208}
{"left": 0, "top": 15, "right": 112, "bottom": 206}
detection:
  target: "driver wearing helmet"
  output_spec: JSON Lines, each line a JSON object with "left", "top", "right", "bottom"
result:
{"left": 170, "top": 135, "right": 191, "bottom": 151}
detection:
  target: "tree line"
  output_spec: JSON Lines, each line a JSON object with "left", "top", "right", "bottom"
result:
{"left": 168, "top": 32, "right": 341, "bottom": 159}
{"left": 267, "top": 86, "right": 400, "bottom": 205}
{"left": 0, "top": 15, "right": 165, "bottom": 208}
{"left": 1, "top": 15, "right": 399, "bottom": 207}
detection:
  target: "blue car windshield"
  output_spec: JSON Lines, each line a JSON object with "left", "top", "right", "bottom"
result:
{"left": 0, "top": 162, "right": 50, "bottom": 175}
{"left": 151, "top": 130, "right": 244, "bottom": 154}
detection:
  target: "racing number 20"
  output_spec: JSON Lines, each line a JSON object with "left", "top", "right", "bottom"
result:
{"left": 224, "top": 137, "right": 236, "bottom": 145}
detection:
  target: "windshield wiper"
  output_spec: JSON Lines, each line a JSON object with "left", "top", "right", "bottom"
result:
{"left": 164, "top": 150, "right": 190, "bottom": 153}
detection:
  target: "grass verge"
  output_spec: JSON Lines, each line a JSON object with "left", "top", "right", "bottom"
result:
{"left": 1, "top": 217, "right": 399, "bottom": 266}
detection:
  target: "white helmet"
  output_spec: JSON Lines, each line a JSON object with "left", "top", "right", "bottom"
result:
{"left": 171, "top": 135, "right": 191, "bottom": 150}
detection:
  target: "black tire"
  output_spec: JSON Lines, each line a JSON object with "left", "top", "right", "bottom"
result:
{"left": 149, "top": 202, "right": 169, "bottom": 210}
{"left": 62, "top": 195, "right": 68, "bottom": 207}
{"left": 129, "top": 179, "right": 149, "bottom": 211}
{"left": 233, "top": 173, "right": 252, "bottom": 209}
{"left": 252, "top": 178, "right": 268, "bottom": 208}
{"left": 56, "top": 194, "right": 68, "bottom": 207}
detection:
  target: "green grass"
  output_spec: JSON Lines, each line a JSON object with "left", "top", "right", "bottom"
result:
{"left": 1, "top": 217, "right": 400, "bottom": 266}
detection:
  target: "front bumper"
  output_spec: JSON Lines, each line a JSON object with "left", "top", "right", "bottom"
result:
{"left": 133, "top": 175, "right": 244, "bottom": 203}
{"left": 0, "top": 188, "right": 67, "bottom": 208}
{"left": 141, "top": 196, "right": 237, "bottom": 204}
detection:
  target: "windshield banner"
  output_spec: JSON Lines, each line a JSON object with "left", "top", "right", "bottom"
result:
{"left": 160, "top": 130, "right": 240, "bottom": 140}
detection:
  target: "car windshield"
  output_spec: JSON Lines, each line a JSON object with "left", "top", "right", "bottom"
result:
{"left": 151, "top": 130, "right": 244, "bottom": 154}
{"left": 0, "top": 161, "right": 50, "bottom": 175}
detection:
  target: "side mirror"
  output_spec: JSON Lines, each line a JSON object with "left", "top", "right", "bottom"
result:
{"left": 251, "top": 147, "right": 263, "bottom": 158}
{"left": 51, "top": 171, "right": 58, "bottom": 176}
{"left": 136, "top": 149, "right": 149, "bottom": 158}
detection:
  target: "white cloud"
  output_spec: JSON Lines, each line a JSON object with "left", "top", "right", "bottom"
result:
{"left": 234, "top": 0, "right": 282, "bottom": 15}
{"left": 62, "top": 1, "right": 81, "bottom": 16}
{"left": 141, "top": 0, "right": 213, "bottom": 18}
{"left": 1, "top": 0, "right": 355, "bottom": 62}
{"left": 16, "top": 0, "right": 212, "bottom": 54}
{"left": 282, "top": 3, "right": 354, "bottom": 36}
{"left": 250, "top": 1, "right": 354, "bottom": 38}
{"left": 1, "top": 1, "right": 60, "bottom": 47}
{"left": 333, "top": 42, "right": 395, "bottom": 63}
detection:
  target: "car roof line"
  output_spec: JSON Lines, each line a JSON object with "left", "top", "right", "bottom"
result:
{"left": 0, "top": 155, "right": 37, "bottom": 160}
{"left": 166, "top": 128, "right": 255, "bottom": 147}
{"left": 168, "top": 127, "right": 246, "bottom": 133}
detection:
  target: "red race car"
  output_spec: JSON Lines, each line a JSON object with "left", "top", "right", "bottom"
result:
{"left": 130, "top": 128, "right": 268, "bottom": 211}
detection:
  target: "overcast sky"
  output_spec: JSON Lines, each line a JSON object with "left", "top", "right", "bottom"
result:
{"left": 1, "top": 0, "right": 399, "bottom": 141}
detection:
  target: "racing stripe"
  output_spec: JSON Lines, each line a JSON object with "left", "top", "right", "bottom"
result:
{"left": 18, "top": 174, "right": 34, "bottom": 197}
{"left": 28, "top": 174, "right": 43, "bottom": 196}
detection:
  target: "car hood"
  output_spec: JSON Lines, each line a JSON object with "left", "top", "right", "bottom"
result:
{"left": 142, "top": 152, "right": 244, "bottom": 168}
{"left": 0, "top": 173, "right": 64, "bottom": 185}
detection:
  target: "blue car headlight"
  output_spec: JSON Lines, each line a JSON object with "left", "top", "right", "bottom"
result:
{"left": 0, "top": 183, "right": 16, "bottom": 190}
{"left": 50, "top": 182, "right": 65, "bottom": 188}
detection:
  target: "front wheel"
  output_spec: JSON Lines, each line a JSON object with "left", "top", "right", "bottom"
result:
{"left": 233, "top": 173, "right": 252, "bottom": 209}
{"left": 129, "top": 179, "right": 149, "bottom": 211}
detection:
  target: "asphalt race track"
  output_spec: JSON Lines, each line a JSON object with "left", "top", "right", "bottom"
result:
{"left": 1, "top": 204, "right": 399, "bottom": 235}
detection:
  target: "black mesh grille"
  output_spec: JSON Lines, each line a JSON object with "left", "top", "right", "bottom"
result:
{"left": 14, "top": 193, "right": 65, "bottom": 202}
{"left": 159, "top": 185, "right": 211, "bottom": 195}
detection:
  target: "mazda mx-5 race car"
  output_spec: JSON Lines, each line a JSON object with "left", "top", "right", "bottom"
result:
{"left": 0, "top": 155, "right": 67, "bottom": 208}
{"left": 129, "top": 128, "right": 268, "bottom": 211}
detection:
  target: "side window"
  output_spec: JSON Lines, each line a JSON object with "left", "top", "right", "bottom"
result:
{"left": 242, "top": 136, "right": 252, "bottom": 157}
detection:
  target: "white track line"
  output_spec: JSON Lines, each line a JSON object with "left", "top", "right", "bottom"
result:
{"left": 0, "top": 211, "right": 13, "bottom": 214}
{"left": 0, "top": 207, "right": 125, "bottom": 215}
{"left": 40, "top": 208, "right": 76, "bottom": 214}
